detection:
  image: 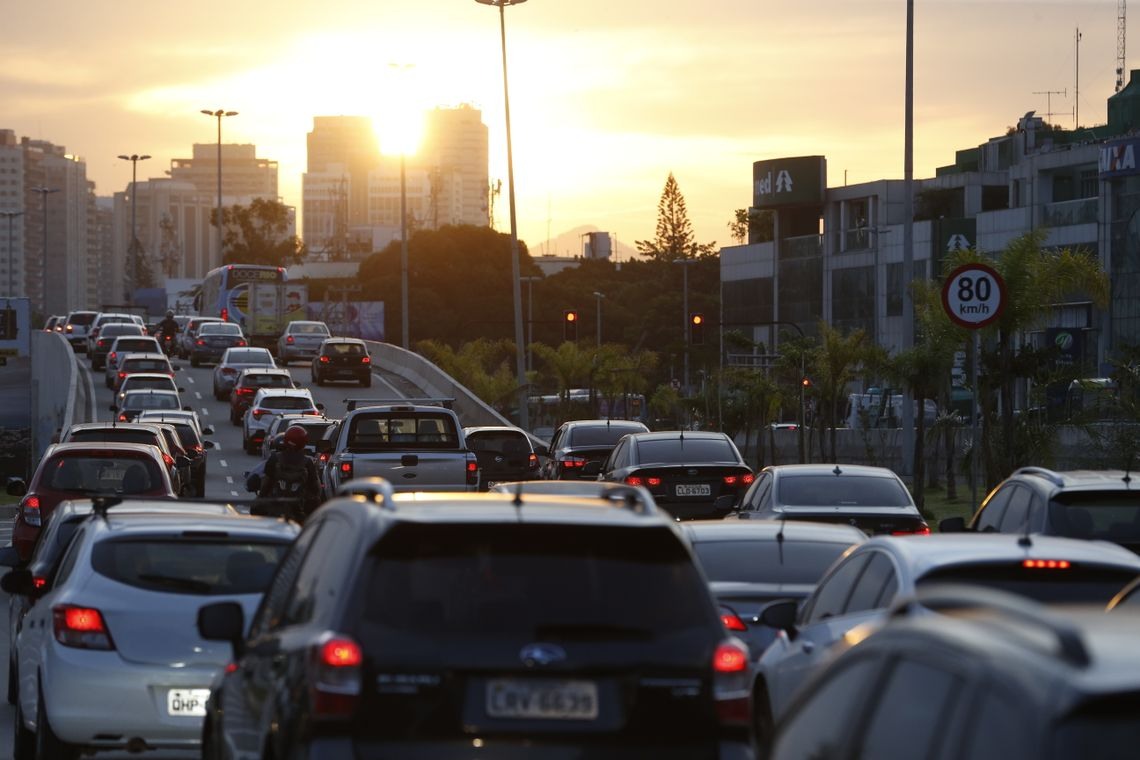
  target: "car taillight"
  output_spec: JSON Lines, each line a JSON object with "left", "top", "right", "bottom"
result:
{"left": 32, "top": 576, "right": 47, "bottom": 590}
{"left": 303, "top": 410, "right": 321, "bottom": 416}
{"left": 221, "top": 308, "right": 228, "bottom": 321}
{"left": 724, "top": 474, "right": 754, "bottom": 486}
{"left": 646, "top": 476, "right": 662, "bottom": 487}
{"left": 96, "top": 340, "right": 106, "bottom": 348}
{"left": 53, "top": 605, "right": 115, "bottom": 650}
{"left": 108, "top": 352, "right": 117, "bottom": 362}
{"left": 892, "top": 524, "right": 932, "bottom": 536}
{"left": 527, "top": 453, "right": 539, "bottom": 470}
{"left": 361, "top": 356, "right": 371, "bottom": 364}
{"left": 625, "top": 476, "right": 644, "bottom": 486}
{"left": 236, "top": 387, "right": 254, "bottom": 396}
{"left": 720, "top": 607, "right": 748, "bottom": 632}
{"left": 252, "top": 409, "right": 266, "bottom": 418}
{"left": 20, "top": 495, "right": 41, "bottom": 527}
{"left": 318, "top": 453, "right": 329, "bottom": 463}
{"left": 712, "top": 639, "right": 750, "bottom": 727}
{"left": 222, "top": 367, "right": 237, "bottom": 375}
{"left": 119, "top": 371, "right": 127, "bottom": 379}
{"left": 161, "top": 453, "right": 174, "bottom": 467}
{"left": 307, "top": 633, "right": 360, "bottom": 724}
{"left": 118, "top": 414, "right": 129, "bottom": 422}
{"left": 191, "top": 445, "right": 203, "bottom": 454}
{"left": 196, "top": 339, "right": 205, "bottom": 346}
{"left": 339, "top": 461, "right": 353, "bottom": 480}
{"left": 237, "top": 340, "right": 246, "bottom": 346}
{"left": 466, "top": 456, "right": 479, "bottom": 487}
{"left": 741, "top": 473, "right": 755, "bottom": 485}
{"left": 286, "top": 335, "right": 295, "bottom": 344}
{"left": 319, "top": 356, "right": 330, "bottom": 364}
{"left": 561, "top": 457, "right": 586, "bottom": 469}
{"left": 1023, "top": 559, "right": 1072, "bottom": 569}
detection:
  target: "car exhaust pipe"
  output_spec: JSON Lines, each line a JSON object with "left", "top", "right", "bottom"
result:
{"left": 126, "top": 737, "right": 150, "bottom": 754}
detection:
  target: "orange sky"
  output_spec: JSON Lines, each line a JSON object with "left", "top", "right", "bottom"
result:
{"left": 1, "top": 0, "right": 1125, "bottom": 257}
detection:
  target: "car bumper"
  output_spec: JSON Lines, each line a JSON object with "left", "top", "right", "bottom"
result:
{"left": 280, "top": 346, "right": 321, "bottom": 359}
{"left": 42, "top": 644, "right": 219, "bottom": 748}
{"left": 304, "top": 739, "right": 750, "bottom": 760}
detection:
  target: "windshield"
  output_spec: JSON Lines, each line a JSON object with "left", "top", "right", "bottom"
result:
{"left": 200, "top": 323, "right": 242, "bottom": 336}
{"left": 92, "top": 539, "right": 288, "bottom": 595}
{"left": 918, "top": 563, "right": 1140, "bottom": 605}
{"left": 693, "top": 539, "right": 854, "bottom": 585}
{"left": 568, "top": 425, "right": 645, "bottom": 447}
{"left": 124, "top": 393, "right": 180, "bottom": 410}
{"left": 292, "top": 323, "right": 329, "bottom": 335}
{"left": 42, "top": 455, "right": 163, "bottom": 494}
{"left": 777, "top": 475, "right": 913, "bottom": 507}
{"left": 1051, "top": 693, "right": 1140, "bottom": 759}
{"left": 224, "top": 349, "right": 272, "bottom": 364}
{"left": 262, "top": 396, "right": 314, "bottom": 410}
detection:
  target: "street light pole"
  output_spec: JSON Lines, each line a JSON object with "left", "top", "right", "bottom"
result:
{"left": 201, "top": 109, "right": 238, "bottom": 264}
{"left": 593, "top": 291, "right": 605, "bottom": 347}
{"left": 31, "top": 187, "right": 59, "bottom": 316}
{"left": 900, "top": 0, "right": 916, "bottom": 475}
{"left": 400, "top": 153, "right": 410, "bottom": 349}
{"left": 476, "top": 0, "right": 529, "bottom": 431}
{"left": 0, "top": 210, "right": 23, "bottom": 297}
{"left": 521, "top": 275, "right": 540, "bottom": 371}
{"left": 118, "top": 154, "right": 150, "bottom": 291}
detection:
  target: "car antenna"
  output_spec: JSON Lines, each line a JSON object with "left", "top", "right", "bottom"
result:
{"left": 776, "top": 512, "right": 786, "bottom": 564}
{"left": 1018, "top": 513, "right": 1033, "bottom": 548}
{"left": 512, "top": 480, "right": 524, "bottom": 513}
{"left": 832, "top": 465, "right": 842, "bottom": 476}
{"left": 1124, "top": 454, "right": 1134, "bottom": 487}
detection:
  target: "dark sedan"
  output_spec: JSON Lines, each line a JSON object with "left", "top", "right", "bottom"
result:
{"left": 189, "top": 322, "right": 247, "bottom": 367}
{"left": 542, "top": 418, "right": 650, "bottom": 480}
{"left": 311, "top": 337, "right": 372, "bottom": 386}
{"left": 594, "top": 430, "right": 754, "bottom": 519}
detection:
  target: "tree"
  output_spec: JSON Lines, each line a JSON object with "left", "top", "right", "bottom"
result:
{"left": 809, "top": 323, "right": 886, "bottom": 462}
{"left": 636, "top": 173, "right": 717, "bottom": 261}
{"left": 124, "top": 237, "right": 155, "bottom": 298}
{"left": 157, "top": 213, "right": 181, "bottom": 278}
{"left": 216, "top": 198, "right": 306, "bottom": 267}
{"left": 727, "top": 208, "right": 775, "bottom": 245}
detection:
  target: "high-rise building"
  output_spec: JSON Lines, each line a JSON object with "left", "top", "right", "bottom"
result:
{"left": 0, "top": 130, "right": 25, "bottom": 299}
{"left": 168, "top": 144, "right": 278, "bottom": 200}
{"left": 421, "top": 105, "right": 489, "bottom": 229}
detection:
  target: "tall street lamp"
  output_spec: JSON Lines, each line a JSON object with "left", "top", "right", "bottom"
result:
{"left": 31, "top": 187, "right": 59, "bottom": 315}
{"left": 388, "top": 62, "right": 416, "bottom": 351}
{"left": 521, "top": 275, "right": 540, "bottom": 370}
{"left": 118, "top": 153, "right": 150, "bottom": 291}
{"left": 476, "top": 0, "right": 529, "bottom": 431}
{"left": 592, "top": 291, "right": 605, "bottom": 347}
{"left": 0, "top": 210, "right": 23, "bottom": 297}
{"left": 900, "top": 0, "right": 916, "bottom": 474}
{"left": 674, "top": 257, "right": 697, "bottom": 395}
{"left": 201, "top": 109, "right": 238, "bottom": 263}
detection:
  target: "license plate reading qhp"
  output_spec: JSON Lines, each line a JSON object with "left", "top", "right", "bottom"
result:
{"left": 486, "top": 679, "right": 598, "bottom": 720}
{"left": 167, "top": 688, "right": 210, "bottom": 717}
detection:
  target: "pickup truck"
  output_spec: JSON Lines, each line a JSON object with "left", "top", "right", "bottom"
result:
{"left": 318, "top": 399, "right": 480, "bottom": 493}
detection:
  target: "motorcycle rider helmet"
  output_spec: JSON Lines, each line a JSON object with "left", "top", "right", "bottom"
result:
{"left": 165, "top": 310, "right": 174, "bottom": 318}
{"left": 283, "top": 425, "right": 308, "bottom": 451}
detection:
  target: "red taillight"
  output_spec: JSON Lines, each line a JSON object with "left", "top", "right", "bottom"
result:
{"left": 236, "top": 387, "right": 254, "bottom": 396}
{"left": 303, "top": 410, "right": 321, "bottom": 416}
{"left": 222, "top": 367, "right": 237, "bottom": 375}
{"left": 720, "top": 610, "right": 748, "bottom": 632}
{"left": 527, "top": 453, "right": 539, "bottom": 470}
{"left": 714, "top": 642, "right": 748, "bottom": 673}
{"left": 220, "top": 308, "right": 229, "bottom": 321}
{"left": 96, "top": 340, "right": 107, "bottom": 348}
{"left": 560, "top": 457, "right": 586, "bottom": 469}
{"left": 1023, "top": 559, "right": 1072, "bottom": 569}
{"left": 308, "top": 634, "right": 362, "bottom": 719}
{"left": 192, "top": 445, "right": 203, "bottom": 454}
{"left": 724, "top": 475, "right": 738, "bottom": 486}
{"left": 625, "top": 476, "right": 644, "bottom": 486}
{"left": 252, "top": 409, "right": 266, "bottom": 418}
{"left": 892, "top": 525, "right": 932, "bottom": 536}
{"left": 318, "top": 453, "right": 329, "bottom": 463}
{"left": 237, "top": 340, "right": 246, "bottom": 347}
{"left": 161, "top": 453, "right": 174, "bottom": 467}
{"left": 741, "top": 473, "right": 755, "bottom": 485}
{"left": 467, "top": 457, "right": 480, "bottom": 487}
{"left": 286, "top": 335, "right": 295, "bottom": 344}
{"left": 196, "top": 339, "right": 205, "bottom": 346}
{"left": 319, "top": 356, "right": 330, "bottom": 364}
{"left": 224, "top": 662, "right": 238, "bottom": 674}
{"left": 646, "top": 476, "right": 662, "bottom": 487}
{"left": 339, "top": 461, "right": 353, "bottom": 481}
{"left": 32, "top": 577, "right": 47, "bottom": 590}
{"left": 713, "top": 639, "right": 750, "bottom": 727}
{"left": 53, "top": 605, "right": 115, "bottom": 650}
{"left": 108, "top": 352, "right": 117, "bottom": 362}
{"left": 361, "top": 356, "right": 371, "bottom": 364}
{"left": 118, "top": 414, "right": 129, "bottom": 422}
{"left": 20, "top": 495, "right": 41, "bottom": 527}
{"left": 119, "top": 371, "right": 127, "bottom": 379}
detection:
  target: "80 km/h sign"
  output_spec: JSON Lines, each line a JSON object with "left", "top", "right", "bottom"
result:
{"left": 941, "top": 262, "right": 1006, "bottom": 329}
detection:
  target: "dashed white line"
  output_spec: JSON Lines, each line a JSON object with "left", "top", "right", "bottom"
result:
{"left": 201, "top": 408, "right": 210, "bottom": 416}
{"left": 186, "top": 376, "right": 195, "bottom": 384}
{"left": 230, "top": 490, "right": 239, "bottom": 496}
{"left": 194, "top": 391, "right": 202, "bottom": 400}
{"left": 225, "top": 476, "right": 234, "bottom": 484}
{"left": 219, "top": 459, "right": 228, "bottom": 468}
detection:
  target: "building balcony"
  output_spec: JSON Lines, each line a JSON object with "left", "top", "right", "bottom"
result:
{"left": 781, "top": 234, "right": 822, "bottom": 259}
{"left": 1041, "top": 197, "right": 1098, "bottom": 228}
{"left": 843, "top": 228, "right": 870, "bottom": 251}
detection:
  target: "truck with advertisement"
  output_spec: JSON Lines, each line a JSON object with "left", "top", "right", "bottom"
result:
{"left": 247, "top": 281, "right": 308, "bottom": 349}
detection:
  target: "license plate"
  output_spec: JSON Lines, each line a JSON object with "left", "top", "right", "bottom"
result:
{"left": 167, "top": 688, "right": 210, "bottom": 717}
{"left": 486, "top": 679, "right": 598, "bottom": 720}
{"left": 675, "top": 483, "right": 711, "bottom": 497}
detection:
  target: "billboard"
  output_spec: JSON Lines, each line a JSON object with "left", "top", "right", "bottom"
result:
{"left": 753, "top": 156, "right": 826, "bottom": 209}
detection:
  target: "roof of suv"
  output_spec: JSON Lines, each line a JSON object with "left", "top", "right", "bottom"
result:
{"left": 1009, "top": 466, "right": 1137, "bottom": 494}
{"left": 761, "top": 463, "right": 908, "bottom": 479}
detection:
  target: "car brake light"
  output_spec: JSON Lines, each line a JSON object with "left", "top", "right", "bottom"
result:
{"left": 161, "top": 453, "right": 174, "bottom": 467}
{"left": 303, "top": 410, "right": 321, "bottom": 416}
{"left": 646, "top": 476, "right": 662, "bottom": 487}
{"left": 252, "top": 409, "right": 265, "bottom": 418}
{"left": 222, "top": 367, "right": 237, "bottom": 375}
{"left": 237, "top": 340, "right": 246, "bottom": 347}
{"left": 340, "top": 462, "right": 353, "bottom": 476}
{"left": 192, "top": 445, "right": 203, "bottom": 454}
{"left": 108, "top": 352, "right": 116, "bottom": 362}
{"left": 625, "top": 476, "right": 644, "bottom": 486}
{"left": 20, "top": 495, "right": 41, "bottom": 527}
{"left": 308, "top": 634, "right": 362, "bottom": 719}
{"left": 196, "top": 339, "right": 205, "bottom": 346}
{"left": 741, "top": 473, "right": 755, "bottom": 485}
{"left": 32, "top": 576, "right": 47, "bottom": 590}
{"left": 712, "top": 639, "right": 750, "bottom": 726}
{"left": 560, "top": 457, "right": 586, "bottom": 469}
{"left": 221, "top": 308, "right": 228, "bottom": 321}
{"left": 286, "top": 335, "right": 295, "bottom": 344}
{"left": 720, "top": 609, "right": 748, "bottom": 632}
{"left": 467, "top": 456, "right": 479, "bottom": 487}
{"left": 892, "top": 525, "right": 932, "bottom": 536}
{"left": 118, "top": 414, "right": 129, "bottom": 422}
{"left": 361, "top": 356, "right": 371, "bottom": 364}
{"left": 527, "top": 453, "right": 539, "bottom": 470}
{"left": 1023, "top": 559, "right": 1072, "bottom": 569}
{"left": 319, "top": 356, "right": 330, "bottom": 364}
{"left": 119, "top": 372, "right": 127, "bottom": 379}
{"left": 53, "top": 605, "right": 115, "bottom": 650}
{"left": 724, "top": 475, "right": 739, "bottom": 486}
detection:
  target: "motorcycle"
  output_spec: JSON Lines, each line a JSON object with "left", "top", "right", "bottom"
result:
{"left": 160, "top": 332, "right": 177, "bottom": 356}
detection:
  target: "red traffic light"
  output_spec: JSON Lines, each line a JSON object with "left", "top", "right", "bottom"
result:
{"left": 564, "top": 310, "right": 578, "bottom": 322}
{"left": 691, "top": 314, "right": 703, "bottom": 325}
{"left": 801, "top": 377, "right": 812, "bottom": 388}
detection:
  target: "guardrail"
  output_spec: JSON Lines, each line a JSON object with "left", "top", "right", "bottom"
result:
{"left": 31, "top": 331, "right": 77, "bottom": 459}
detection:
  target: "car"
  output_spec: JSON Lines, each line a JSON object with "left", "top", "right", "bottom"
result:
{"left": 60, "top": 422, "right": 192, "bottom": 497}
{"left": 85, "top": 312, "right": 145, "bottom": 354}
{"left": 196, "top": 484, "right": 753, "bottom": 758}
{"left": 259, "top": 414, "right": 337, "bottom": 459}
{"left": 732, "top": 463, "right": 931, "bottom": 536}
{"left": 189, "top": 321, "right": 248, "bottom": 367}
{"left": 595, "top": 430, "right": 755, "bottom": 520}
{"left": 176, "top": 316, "right": 225, "bottom": 359}
{"left": 0, "top": 498, "right": 241, "bottom": 706}
{"left": 487, "top": 479, "right": 659, "bottom": 504}
{"left": 116, "top": 371, "right": 183, "bottom": 403}
{"left": 113, "top": 351, "right": 175, "bottom": 391}
{"left": 940, "top": 466, "right": 1140, "bottom": 554}
{"left": 42, "top": 315, "right": 65, "bottom": 333}
{"left": 276, "top": 320, "right": 330, "bottom": 364}
{"left": 112, "top": 389, "right": 187, "bottom": 423}
{"left": 5, "top": 442, "right": 177, "bottom": 562}
{"left": 87, "top": 322, "right": 144, "bottom": 370}
{"left": 6, "top": 507, "right": 298, "bottom": 759}
{"left": 770, "top": 586, "right": 1140, "bottom": 760}
{"left": 229, "top": 368, "right": 296, "bottom": 425}
{"left": 750, "top": 532, "right": 1140, "bottom": 755}
{"left": 211, "top": 346, "right": 276, "bottom": 400}
{"left": 310, "top": 337, "right": 372, "bottom": 386}
{"left": 464, "top": 425, "right": 543, "bottom": 490}
{"left": 242, "top": 388, "right": 323, "bottom": 454}
{"left": 542, "top": 418, "right": 651, "bottom": 480}
{"left": 680, "top": 520, "right": 867, "bottom": 659}
{"left": 134, "top": 411, "right": 217, "bottom": 497}
{"left": 104, "top": 335, "right": 163, "bottom": 388}
{"left": 60, "top": 310, "right": 99, "bottom": 351}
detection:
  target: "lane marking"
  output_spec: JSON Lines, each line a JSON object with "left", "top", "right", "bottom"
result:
{"left": 194, "top": 391, "right": 202, "bottom": 400}
{"left": 187, "top": 376, "right": 195, "bottom": 384}
{"left": 201, "top": 408, "right": 210, "bottom": 416}
{"left": 226, "top": 476, "right": 234, "bottom": 484}
{"left": 219, "top": 459, "right": 228, "bottom": 468}
{"left": 230, "top": 490, "right": 239, "bottom": 496}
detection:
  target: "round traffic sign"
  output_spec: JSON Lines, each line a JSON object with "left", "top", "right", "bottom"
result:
{"left": 941, "top": 263, "right": 1006, "bottom": 329}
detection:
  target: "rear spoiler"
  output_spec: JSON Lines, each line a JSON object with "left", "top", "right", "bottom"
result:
{"left": 344, "top": 397, "right": 455, "bottom": 412}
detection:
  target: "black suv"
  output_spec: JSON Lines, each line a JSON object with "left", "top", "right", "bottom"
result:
{"left": 771, "top": 585, "right": 1140, "bottom": 759}
{"left": 940, "top": 467, "right": 1140, "bottom": 554}
{"left": 197, "top": 480, "right": 754, "bottom": 759}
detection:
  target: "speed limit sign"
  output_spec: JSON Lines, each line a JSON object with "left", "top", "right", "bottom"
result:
{"left": 941, "top": 263, "right": 1006, "bottom": 329}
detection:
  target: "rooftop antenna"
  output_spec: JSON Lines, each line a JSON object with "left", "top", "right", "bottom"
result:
{"left": 1032, "top": 89, "right": 1067, "bottom": 125}
{"left": 1075, "top": 27, "right": 1082, "bottom": 128}
{"left": 1118, "top": 0, "right": 1128, "bottom": 94}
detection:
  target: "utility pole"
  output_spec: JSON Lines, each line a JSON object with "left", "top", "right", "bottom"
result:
{"left": 1075, "top": 27, "right": 1082, "bottom": 128}
{"left": 1118, "top": 0, "right": 1128, "bottom": 93}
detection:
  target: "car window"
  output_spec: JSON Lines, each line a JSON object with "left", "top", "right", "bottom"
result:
{"left": 262, "top": 396, "right": 315, "bottom": 411}
{"left": 771, "top": 654, "right": 880, "bottom": 759}
{"left": 998, "top": 486, "right": 1033, "bottom": 533}
{"left": 43, "top": 454, "right": 163, "bottom": 494}
{"left": 844, "top": 551, "right": 899, "bottom": 613}
{"left": 692, "top": 539, "right": 854, "bottom": 585}
{"left": 91, "top": 538, "right": 287, "bottom": 595}
{"left": 66, "top": 430, "right": 159, "bottom": 447}
{"left": 348, "top": 413, "right": 459, "bottom": 449}
{"left": 963, "top": 687, "right": 1033, "bottom": 760}
{"left": 326, "top": 342, "right": 365, "bottom": 356}
{"left": 802, "top": 553, "right": 871, "bottom": 625}
{"left": 282, "top": 518, "right": 353, "bottom": 626}
{"left": 1049, "top": 491, "right": 1140, "bottom": 543}
{"left": 918, "top": 563, "right": 1140, "bottom": 606}
{"left": 568, "top": 425, "right": 645, "bottom": 447}
{"left": 777, "top": 475, "right": 912, "bottom": 507}
{"left": 52, "top": 526, "right": 87, "bottom": 588}
{"left": 248, "top": 523, "right": 323, "bottom": 639}
{"left": 200, "top": 323, "right": 242, "bottom": 335}
{"left": 634, "top": 438, "right": 737, "bottom": 463}
{"left": 859, "top": 658, "right": 963, "bottom": 759}
{"left": 743, "top": 472, "right": 772, "bottom": 511}
{"left": 467, "top": 431, "right": 530, "bottom": 453}
{"left": 975, "top": 486, "right": 1013, "bottom": 532}
{"left": 1050, "top": 693, "right": 1140, "bottom": 759}
{"left": 291, "top": 323, "right": 329, "bottom": 335}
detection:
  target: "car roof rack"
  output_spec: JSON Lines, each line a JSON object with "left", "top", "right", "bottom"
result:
{"left": 892, "top": 583, "right": 1090, "bottom": 668}
{"left": 1012, "top": 466, "right": 1065, "bottom": 487}
{"left": 500, "top": 481, "right": 657, "bottom": 516}
{"left": 335, "top": 477, "right": 396, "bottom": 509}
{"left": 344, "top": 397, "right": 455, "bottom": 412}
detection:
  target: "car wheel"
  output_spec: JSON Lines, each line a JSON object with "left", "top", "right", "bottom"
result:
{"left": 13, "top": 692, "right": 33, "bottom": 760}
{"left": 752, "top": 683, "right": 775, "bottom": 760}
{"left": 35, "top": 682, "right": 78, "bottom": 760}
{"left": 361, "top": 374, "right": 371, "bottom": 388}
{"left": 6, "top": 655, "right": 16, "bottom": 705}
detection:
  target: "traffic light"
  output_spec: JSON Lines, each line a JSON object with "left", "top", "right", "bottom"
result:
{"left": 563, "top": 310, "right": 579, "bottom": 342}
{"left": 801, "top": 376, "right": 812, "bottom": 390}
{"left": 689, "top": 313, "right": 705, "bottom": 345}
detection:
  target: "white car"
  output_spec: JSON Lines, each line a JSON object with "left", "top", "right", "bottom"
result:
{"left": 116, "top": 372, "right": 184, "bottom": 405}
{"left": 85, "top": 312, "right": 146, "bottom": 354}
{"left": 275, "top": 321, "right": 330, "bottom": 365}
{"left": 242, "top": 388, "right": 324, "bottom": 454}
{"left": 8, "top": 509, "right": 297, "bottom": 758}
{"left": 104, "top": 336, "right": 163, "bottom": 388}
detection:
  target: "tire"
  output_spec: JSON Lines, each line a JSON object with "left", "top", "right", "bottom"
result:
{"left": 7, "top": 655, "right": 16, "bottom": 705}
{"left": 753, "top": 684, "right": 775, "bottom": 760}
{"left": 360, "top": 374, "right": 371, "bottom": 388}
{"left": 13, "top": 693, "right": 33, "bottom": 760}
{"left": 35, "top": 682, "right": 78, "bottom": 760}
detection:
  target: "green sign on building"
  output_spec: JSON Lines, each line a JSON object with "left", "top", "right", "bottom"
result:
{"left": 752, "top": 156, "right": 826, "bottom": 209}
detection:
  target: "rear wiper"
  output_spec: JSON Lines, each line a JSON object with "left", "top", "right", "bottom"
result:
{"left": 136, "top": 574, "right": 213, "bottom": 593}
{"left": 535, "top": 623, "right": 653, "bottom": 641}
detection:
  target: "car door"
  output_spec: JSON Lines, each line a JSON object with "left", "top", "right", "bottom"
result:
{"left": 736, "top": 471, "right": 772, "bottom": 519}
{"left": 972, "top": 485, "right": 1014, "bottom": 532}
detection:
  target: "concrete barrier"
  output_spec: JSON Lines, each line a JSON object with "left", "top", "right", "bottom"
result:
{"left": 31, "top": 331, "right": 77, "bottom": 460}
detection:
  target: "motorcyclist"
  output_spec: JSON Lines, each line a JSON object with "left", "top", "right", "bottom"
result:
{"left": 256, "top": 425, "right": 320, "bottom": 521}
{"left": 157, "top": 310, "right": 180, "bottom": 353}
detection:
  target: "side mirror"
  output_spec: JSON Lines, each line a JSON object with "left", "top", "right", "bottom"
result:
{"left": 202, "top": 425, "right": 215, "bottom": 436}
{"left": 203, "top": 440, "right": 217, "bottom": 450}
{"left": 938, "top": 516, "right": 967, "bottom": 533}
{"left": 760, "top": 599, "right": 800, "bottom": 636}
{"left": 6, "top": 477, "right": 27, "bottom": 497}
{"left": 316, "top": 403, "right": 326, "bottom": 411}
{"left": 0, "top": 569, "right": 37, "bottom": 597}
{"left": 197, "top": 601, "right": 246, "bottom": 659}
{"left": 182, "top": 406, "right": 193, "bottom": 412}
{"left": 315, "top": 439, "right": 333, "bottom": 454}
{"left": 581, "top": 461, "right": 602, "bottom": 477}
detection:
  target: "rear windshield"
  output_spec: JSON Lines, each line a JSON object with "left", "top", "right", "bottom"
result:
{"left": 918, "top": 563, "right": 1140, "bottom": 605}
{"left": 1051, "top": 693, "right": 1140, "bottom": 759}
{"left": 358, "top": 524, "right": 717, "bottom": 639}
{"left": 124, "top": 359, "right": 170, "bottom": 372}
{"left": 101, "top": 325, "right": 143, "bottom": 337}
{"left": 200, "top": 323, "right": 242, "bottom": 335}
{"left": 225, "top": 349, "right": 272, "bottom": 364}
{"left": 693, "top": 539, "right": 853, "bottom": 585}
{"left": 123, "top": 394, "right": 180, "bottom": 410}
{"left": 636, "top": 438, "right": 737, "bottom": 464}
{"left": 292, "top": 323, "right": 329, "bottom": 335}
{"left": 91, "top": 539, "right": 288, "bottom": 595}
{"left": 467, "top": 431, "right": 531, "bottom": 454}
{"left": 262, "top": 396, "right": 313, "bottom": 410}
{"left": 243, "top": 374, "right": 292, "bottom": 388}
{"left": 568, "top": 425, "right": 644, "bottom": 447}
{"left": 347, "top": 413, "right": 458, "bottom": 450}
{"left": 113, "top": 339, "right": 159, "bottom": 352}
{"left": 66, "top": 430, "right": 159, "bottom": 447}
{"left": 777, "top": 475, "right": 913, "bottom": 507}
{"left": 67, "top": 313, "right": 97, "bottom": 326}
{"left": 42, "top": 455, "right": 164, "bottom": 494}
{"left": 326, "top": 342, "right": 365, "bottom": 356}
{"left": 121, "top": 378, "right": 175, "bottom": 392}
{"left": 167, "top": 424, "right": 199, "bottom": 449}
{"left": 1050, "top": 492, "right": 1140, "bottom": 544}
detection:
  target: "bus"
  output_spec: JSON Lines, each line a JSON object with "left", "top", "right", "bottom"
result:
{"left": 194, "top": 265, "right": 307, "bottom": 348}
